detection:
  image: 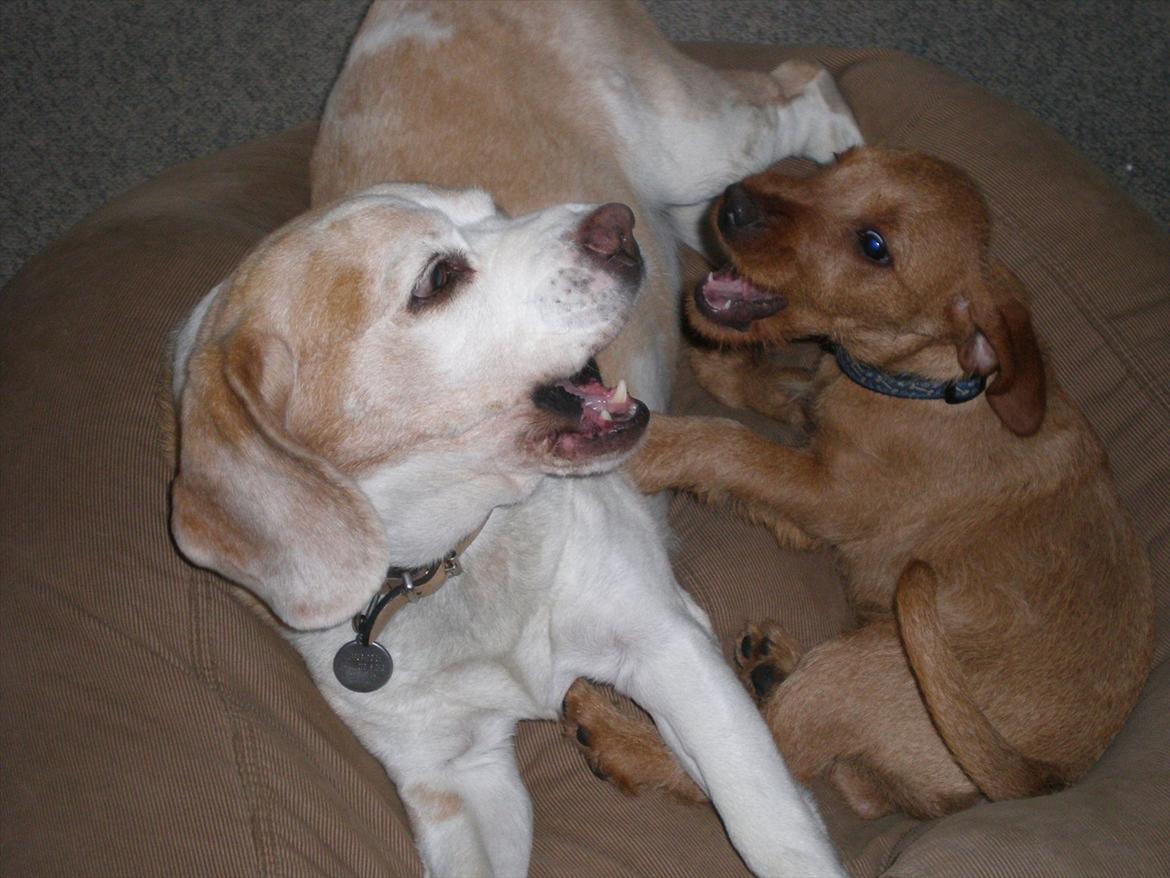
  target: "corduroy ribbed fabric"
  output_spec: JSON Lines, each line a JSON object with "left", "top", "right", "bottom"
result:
{"left": 2, "top": 45, "right": 1166, "bottom": 878}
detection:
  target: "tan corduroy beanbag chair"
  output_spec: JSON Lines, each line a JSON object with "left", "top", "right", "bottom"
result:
{"left": 2, "top": 45, "right": 1167, "bottom": 878}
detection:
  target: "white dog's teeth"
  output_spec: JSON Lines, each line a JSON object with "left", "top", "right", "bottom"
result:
{"left": 598, "top": 409, "right": 613, "bottom": 422}
{"left": 613, "top": 380, "right": 628, "bottom": 404}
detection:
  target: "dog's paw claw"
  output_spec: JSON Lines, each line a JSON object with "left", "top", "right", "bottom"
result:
{"left": 588, "top": 762, "right": 611, "bottom": 783}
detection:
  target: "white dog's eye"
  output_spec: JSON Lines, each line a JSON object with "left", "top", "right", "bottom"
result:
{"left": 411, "top": 255, "right": 472, "bottom": 310}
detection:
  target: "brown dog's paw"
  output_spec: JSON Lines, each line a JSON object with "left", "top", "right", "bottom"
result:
{"left": 561, "top": 679, "right": 706, "bottom": 803}
{"left": 626, "top": 415, "right": 689, "bottom": 494}
{"left": 561, "top": 680, "right": 618, "bottom": 783}
{"left": 735, "top": 621, "right": 803, "bottom": 702}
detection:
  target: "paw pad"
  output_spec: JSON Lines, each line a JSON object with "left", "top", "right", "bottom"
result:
{"left": 735, "top": 622, "right": 801, "bottom": 702}
{"left": 749, "top": 663, "right": 781, "bottom": 699}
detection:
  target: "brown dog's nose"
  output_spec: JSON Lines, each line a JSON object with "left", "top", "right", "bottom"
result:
{"left": 577, "top": 203, "right": 642, "bottom": 283}
{"left": 718, "top": 183, "right": 763, "bottom": 235}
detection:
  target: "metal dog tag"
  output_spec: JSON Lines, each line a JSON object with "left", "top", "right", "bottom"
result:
{"left": 333, "top": 638, "right": 393, "bottom": 693}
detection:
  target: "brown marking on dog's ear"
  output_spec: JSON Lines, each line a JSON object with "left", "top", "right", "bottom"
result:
{"left": 953, "top": 263, "right": 1046, "bottom": 437}
{"left": 227, "top": 332, "right": 296, "bottom": 428}
{"left": 171, "top": 328, "right": 389, "bottom": 630}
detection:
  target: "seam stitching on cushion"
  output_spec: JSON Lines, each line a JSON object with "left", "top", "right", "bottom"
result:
{"left": 191, "top": 575, "right": 276, "bottom": 878}
{"left": 21, "top": 573, "right": 191, "bottom": 673}
{"left": 11, "top": 574, "right": 273, "bottom": 875}
{"left": 875, "top": 819, "right": 936, "bottom": 876}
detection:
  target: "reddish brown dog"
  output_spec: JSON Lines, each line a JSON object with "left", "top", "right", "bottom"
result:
{"left": 565, "top": 148, "right": 1154, "bottom": 819}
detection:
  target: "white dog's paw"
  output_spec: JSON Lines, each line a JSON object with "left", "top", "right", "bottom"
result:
{"left": 772, "top": 60, "right": 864, "bottom": 162}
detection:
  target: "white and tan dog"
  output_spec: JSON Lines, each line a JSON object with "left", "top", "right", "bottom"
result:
{"left": 169, "top": 2, "right": 862, "bottom": 875}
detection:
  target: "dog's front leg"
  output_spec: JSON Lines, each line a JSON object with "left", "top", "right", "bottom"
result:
{"left": 398, "top": 746, "right": 533, "bottom": 878}
{"left": 688, "top": 346, "right": 815, "bottom": 426}
{"left": 617, "top": 619, "right": 844, "bottom": 877}
{"left": 631, "top": 414, "right": 829, "bottom": 532}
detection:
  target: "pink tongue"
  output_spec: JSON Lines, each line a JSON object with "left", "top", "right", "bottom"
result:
{"left": 556, "top": 378, "right": 610, "bottom": 404}
{"left": 569, "top": 378, "right": 606, "bottom": 394}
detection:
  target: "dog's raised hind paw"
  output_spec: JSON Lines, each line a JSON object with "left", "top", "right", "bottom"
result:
{"left": 735, "top": 620, "right": 804, "bottom": 702}
{"left": 771, "top": 60, "right": 864, "bottom": 163}
{"left": 560, "top": 679, "right": 706, "bottom": 803}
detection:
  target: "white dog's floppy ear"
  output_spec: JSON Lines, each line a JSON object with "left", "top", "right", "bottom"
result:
{"left": 953, "top": 262, "right": 1047, "bottom": 437}
{"left": 171, "top": 330, "right": 390, "bottom": 630}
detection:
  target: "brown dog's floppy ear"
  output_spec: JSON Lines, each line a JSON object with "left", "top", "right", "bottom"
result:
{"left": 953, "top": 263, "right": 1047, "bottom": 436}
{"left": 171, "top": 331, "right": 390, "bottom": 630}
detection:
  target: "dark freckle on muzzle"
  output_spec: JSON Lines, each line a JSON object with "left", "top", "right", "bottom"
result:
{"left": 576, "top": 203, "right": 643, "bottom": 287}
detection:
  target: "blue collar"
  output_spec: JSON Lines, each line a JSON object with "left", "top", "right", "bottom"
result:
{"left": 828, "top": 342, "right": 986, "bottom": 405}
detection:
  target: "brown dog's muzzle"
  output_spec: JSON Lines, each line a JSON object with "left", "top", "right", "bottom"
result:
{"left": 691, "top": 183, "right": 788, "bottom": 332}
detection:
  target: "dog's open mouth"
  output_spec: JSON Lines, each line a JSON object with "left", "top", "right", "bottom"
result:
{"left": 693, "top": 265, "right": 787, "bottom": 330}
{"left": 531, "top": 358, "right": 649, "bottom": 462}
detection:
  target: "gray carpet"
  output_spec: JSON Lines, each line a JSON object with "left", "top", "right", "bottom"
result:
{"left": 2, "top": 0, "right": 1167, "bottom": 287}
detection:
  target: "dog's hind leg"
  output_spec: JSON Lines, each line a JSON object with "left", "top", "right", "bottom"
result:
{"left": 561, "top": 679, "right": 705, "bottom": 802}
{"left": 767, "top": 60, "right": 864, "bottom": 163}
{"left": 598, "top": 47, "right": 861, "bottom": 250}
{"left": 735, "top": 619, "right": 805, "bottom": 702}
{"left": 826, "top": 760, "right": 897, "bottom": 821}
{"left": 762, "top": 620, "right": 982, "bottom": 820}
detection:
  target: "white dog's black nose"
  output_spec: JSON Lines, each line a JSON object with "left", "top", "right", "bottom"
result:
{"left": 577, "top": 203, "right": 642, "bottom": 284}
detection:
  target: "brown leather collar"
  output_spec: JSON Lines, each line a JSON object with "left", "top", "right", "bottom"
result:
{"left": 356, "top": 522, "right": 486, "bottom": 644}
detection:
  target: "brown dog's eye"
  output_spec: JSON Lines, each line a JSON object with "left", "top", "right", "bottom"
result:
{"left": 411, "top": 255, "right": 470, "bottom": 310}
{"left": 857, "top": 230, "right": 892, "bottom": 266}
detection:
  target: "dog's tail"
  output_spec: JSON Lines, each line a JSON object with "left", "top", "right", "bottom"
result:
{"left": 895, "top": 561, "right": 1063, "bottom": 801}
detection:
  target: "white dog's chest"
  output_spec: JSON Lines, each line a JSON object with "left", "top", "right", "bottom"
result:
{"left": 294, "top": 571, "right": 556, "bottom": 732}
{"left": 288, "top": 474, "right": 680, "bottom": 752}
